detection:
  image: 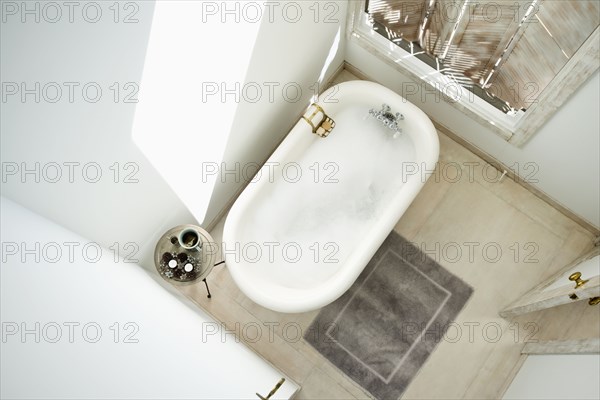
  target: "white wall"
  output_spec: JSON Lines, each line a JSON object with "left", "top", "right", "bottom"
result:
{"left": 131, "top": 1, "right": 264, "bottom": 224}
{"left": 0, "top": 1, "right": 195, "bottom": 271}
{"left": 202, "top": 1, "right": 348, "bottom": 226}
{"left": 347, "top": 40, "right": 600, "bottom": 228}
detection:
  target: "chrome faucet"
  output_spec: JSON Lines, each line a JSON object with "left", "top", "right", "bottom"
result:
{"left": 369, "top": 104, "right": 404, "bottom": 138}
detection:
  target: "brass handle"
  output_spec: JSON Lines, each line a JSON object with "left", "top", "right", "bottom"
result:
{"left": 589, "top": 297, "right": 600, "bottom": 306}
{"left": 302, "top": 103, "right": 335, "bottom": 137}
{"left": 256, "top": 378, "right": 285, "bottom": 400}
{"left": 568, "top": 272, "right": 589, "bottom": 289}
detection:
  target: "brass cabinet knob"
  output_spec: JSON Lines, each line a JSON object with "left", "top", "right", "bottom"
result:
{"left": 589, "top": 297, "right": 600, "bottom": 306}
{"left": 568, "top": 271, "right": 589, "bottom": 289}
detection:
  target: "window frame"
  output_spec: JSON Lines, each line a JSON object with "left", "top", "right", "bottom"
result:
{"left": 347, "top": 1, "right": 599, "bottom": 146}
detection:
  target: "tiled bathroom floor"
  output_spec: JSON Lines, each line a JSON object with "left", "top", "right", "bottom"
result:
{"left": 177, "top": 69, "right": 598, "bottom": 399}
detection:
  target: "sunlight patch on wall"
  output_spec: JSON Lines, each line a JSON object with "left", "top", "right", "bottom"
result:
{"left": 132, "top": 1, "right": 262, "bottom": 223}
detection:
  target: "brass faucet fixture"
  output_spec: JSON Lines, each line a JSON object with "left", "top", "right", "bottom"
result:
{"left": 302, "top": 103, "right": 335, "bottom": 137}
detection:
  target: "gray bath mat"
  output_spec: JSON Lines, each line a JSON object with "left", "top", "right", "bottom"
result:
{"left": 305, "top": 231, "right": 473, "bottom": 399}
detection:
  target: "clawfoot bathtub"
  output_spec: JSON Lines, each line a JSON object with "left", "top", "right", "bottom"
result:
{"left": 223, "top": 80, "right": 439, "bottom": 313}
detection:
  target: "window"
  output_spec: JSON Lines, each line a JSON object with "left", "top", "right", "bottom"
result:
{"left": 349, "top": 0, "right": 600, "bottom": 145}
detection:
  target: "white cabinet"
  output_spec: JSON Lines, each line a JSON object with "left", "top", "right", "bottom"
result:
{"left": 0, "top": 197, "right": 299, "bottom": 399}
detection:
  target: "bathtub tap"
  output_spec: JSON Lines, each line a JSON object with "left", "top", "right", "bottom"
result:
{"left": 369, "top": 103, "right": 404, "bottom": 138}
{"left": 224, "top": 80, "right": 439, "bottom": 313}
{"left": 302, "top": 103, "right": 336, "bottom": 137}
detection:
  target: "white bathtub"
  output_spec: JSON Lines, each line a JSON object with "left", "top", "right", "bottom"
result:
{"left": 223, "top": 80, "right": 439, "bottom": 313}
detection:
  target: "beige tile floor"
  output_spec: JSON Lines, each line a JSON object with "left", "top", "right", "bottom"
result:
{"left": 176, "top": 69, "right": 598, "bottom": 399}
